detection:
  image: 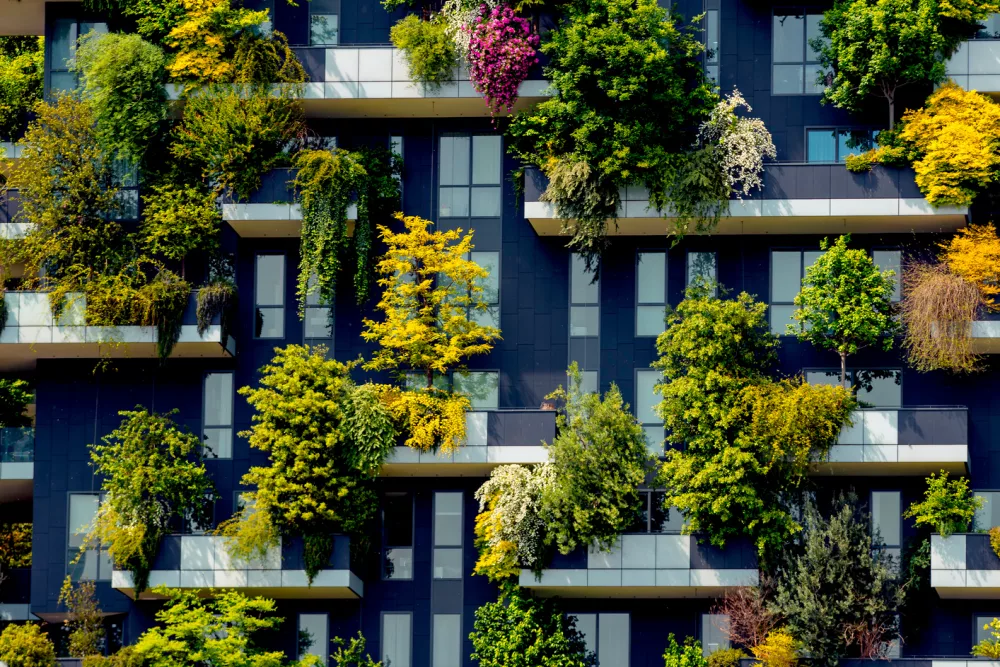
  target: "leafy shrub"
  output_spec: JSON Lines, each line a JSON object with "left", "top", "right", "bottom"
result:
{"left": 940, "top": 223, "right": 1000, "bottom": 309}
{"left": 465, "top": 5, "right": 539, "bottom": 116}
{"left": 751, "top": 630, "right": 798, "bottom": 667}
{"left": 58, "top": 577, "right": 105, "bottom": 658}
{"left": 164, "top": 0, "right": 269, "bottom": 84}
{"left": 331, "top": 632, "right": 383, "bottom": 667}
{"left": 0, "top": 522, "right": 32, "bottom": 569}
{"left": 903, "top": 470, "right": 982, "bottom": 536}
{"left": 141, "top": 184, "right": 221, "bottom": 262}
{"left": 0, "top": 623, "right": 57, "bottom": 667}
{"left": 973, "top": 618, "right": 1000, "bottom": 658}
{"left": 89, "top": 408, "right": 217, "bottom": 595}
{"left": 697, "top": 90, "right": 775, "bottom": 198}
{"left": 0, "top": 37, "right": 43, "bottom": 139}
{"left": 375, "top": 385, "right": 471, "bottom": 453}
{"left": 0, "top": 378, "right": 33, "bottom": 427}
{"left": 390, "top": 15, "right": 458, "bottom": 88}
{"left": 663, "top": 634, "right": 706, "bottom": 667}
{"left": 990, "top": 527, "right": 1000, "bottom": 559}
{"left": 707, "top": 648, "right": 746, "bottom": 667}
{"left": 714, "top": 584, "right": 779, "bottom": 650}
{"left": 844, "top": 150, "right": 877, "bottom": 173}
{"left": 901, "top": 262, "right": 982, "bottom": 373}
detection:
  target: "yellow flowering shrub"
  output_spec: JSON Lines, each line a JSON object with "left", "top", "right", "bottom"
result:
{"left": 940, "top": 222, "right": 1000, "bottom": 309}
{"left": 751, "top": 630, "right": 800, "bottom": 667}
{"left": 165, "top": 0, "right": 266, "bottom": 83}
{"left": 377, "top": 385, "right": 471, "bottom": 453}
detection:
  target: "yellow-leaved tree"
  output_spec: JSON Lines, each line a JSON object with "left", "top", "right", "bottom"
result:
{"left": 363, "top": 213, "right": 501, "bottom": 451}
{"left": 165, "top": 0, "right": 267, "bottom": 83}
{"left": 940, "top": 222, "right": 1000, "bottom": 308}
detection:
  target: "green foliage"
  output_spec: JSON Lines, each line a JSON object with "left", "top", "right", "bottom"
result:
{"left": 140, "top": 183, "right": 221, "bottom": 262}
{"left": 0, "top": 522, "right": 32, "bottom": 569}
{"left": 59, "top": 577, "right": 106, "bottom": 658}
{"left": 791, "top": 235, "right": 900, "bottom": 384}
{"left": 225, "top": 345, "right": 396, "bottom": 581}
{"left": 331, "top": 632, "right": 383, "bottom": 667}
{"left": 231, "top": 30, "right": 306, "bottom": 85}
{"left": 124, "top": 586, "right": 320, "bottom": 666}
{"left": 196, "top": 278, "right": 237, "bottom": 349}
{"left": 164, "top": 0, "right": 269, "bottom": 84}
{"left": 0, "top": 623, "right": 56, "bottom": 667}
{"left": 973, "top": 618, "right": 1000, "bottom": 659}
{"left": 844, "top": 151, "right": 877, "bottom": 173}
{"left": 0, "top": 36, "right": 43, "bottom": 139}
{"left": 469, "top": 584, "right": 595, "bottom": 667}
{"left": 390, "top": 15, "right": 458, "bottom": 88}
{"left": 89, "top": 408, "right": 216, "bottom": 595}
{"left": 506, "top": 0, "right": 718, "bottom": 269}
{"left": 74, "top": 32, "right": 168, "bottom": 166}
{"left": 706, "top": 648, "right": 746, "bottom": 667}
{"left": 0, "top": 379, "right": 33, "bottom": 427}
{"left": 899, "top": 536, "right": 932, "bottom": 644}
{"left": 352, "top": 146, "right": 403, "bottom": 304}
{"left": 903, "top": 470, "right": 981, "bottom": 536}
{"left": 771, "top": 494, "right": 902, "bottom": 666}
{"left": 662, "top": 635, "right": 707, "bottom": 667}
{"left": 541, "top": 364, "right": 651, "bottom": 554}
{"left": 655, "top": 290, "right": 856, "bottom": 555}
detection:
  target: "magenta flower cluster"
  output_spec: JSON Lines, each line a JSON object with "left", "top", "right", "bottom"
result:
{"left": 465, "top": 4, "right": 539, "bottom": 117}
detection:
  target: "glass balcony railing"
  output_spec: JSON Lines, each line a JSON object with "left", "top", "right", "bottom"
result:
{"left": 0, "top": 428, "right": 32, "bottom": 463}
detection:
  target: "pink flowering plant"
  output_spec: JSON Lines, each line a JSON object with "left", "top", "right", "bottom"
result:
{"left": 465, "top": 4, "right": 539, "bottom": 117}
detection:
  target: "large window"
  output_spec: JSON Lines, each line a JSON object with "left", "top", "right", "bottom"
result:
{"left": 382, "top": 613, "right": 412, "bottom": 667}
{"left": 686, "top": 251, "right": 717, "bottom": 294}
{"left": 770, "top": 249, "right": 822, "bottom": 334}
{"left": 636, "top": 251, "right": 667, "bottom": 337}
{"left": 570, "top": 613, "right": 630, "bottom": 667}
{"left": 203, "top": 372, "right": 234, "bottom": 459}
{"left": 454, "top": 371, "right": 499, "bottom": 410}
{"left": 304, "top": 275, "right": 333, "bottom": 346}
{"left": 806, "top": 128, "right": 878, "bottom": 163}
{"left": 309, "top": 0, "right": 340, "bottom": 45}
{"left": 701, "top": 614, "right": 731, "bottom": 656}
{"left": 439, "top": 135, "right": 502, "bottom": 218}
{"left": 805, "top": 368, "right": 901, "bottom": 408}
{"left": 470, "top": 251, "right": 500, "bottom": 329}
{"left": 873, "top": 249, "right": 901, "bottom": 302}
{"left": 68, "top": 494, "right": 111, "bottom": 581}
{"left": 298, "top": 614, "right": 329, "bottom": 663}
{"left": 872, "top": 490, "right": 901, "bottom": 562}
{"left": 383, "top": 492, "right": 414, "bottom": 580}
{"left": 705, "top": 9, "right": 719, "bottom": 83}
{"left": 50, "top": 19, "right": 108, "bottom": 93}
{"left": 433, "top": 491, "right": 463, "bottom": 579}
{"left": 772, "top": 10, "right": 826, "bottom": 95}
{"left": 255, "top": 254, "right": 285, "bottom": 339}
{"left": 432, "top": 614, "right": 461, "bottom": 667}
{"left": 629, "top": 490, "right": 683, "bottom": 533}
{"left": 635, "top": 369, "right": 663, "bottom": 455}
{"left": 570, "top": 254, "right": 599, "bottom": 394}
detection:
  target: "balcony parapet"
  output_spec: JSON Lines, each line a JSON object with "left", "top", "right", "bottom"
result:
{"left": 0, "top": 568, "right": 30, "bottom": 622}
{"left": 523, "top": 165, "right": 967, "bottom": 236}
{"left": 382, "top": 409, "right": 555, "bottom": 477}
{"left": 929, "top": 533, "right": 1000, "bottom": 598}
{"left": 520, "top": 533, "right": 758, "bottom": 598}
{"left": 111, "top": 534, "right": 362, "bottom": 600}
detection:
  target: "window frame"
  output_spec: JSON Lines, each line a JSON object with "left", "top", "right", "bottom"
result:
{"left": 438, "top": 133, "right": 503, "bottom": 220}
{"left": 870, "top": 489, "right": 902, "bottom": 560}
{"left": 254, "top": 253, "right": 286, "bottom": 340}
{"left": 381, "top": 611, "right": 414, "bottom": 667}
{"left": 704, "top": 9, "right": 720, "bottom": 83}
{"left": 202, "top": 371, "right": 235, "bottom": 460}
{"left": 771, "top": 8, "right": 826, "bottom": 96}
{"left": 635, "top": 250, "right": 668, "bottom": 338}
{"left": 382, "top": 491, "right": 415, "bottom": 581}
{"left": 469, "top": 250, "right": 501, "bottom": 330}
{"left": 432, "top": 491, "right": 464, "bottom": 580}
{"left": 308, "top": 0, "right": 340, "bottom": 46}
{"left": 67, "top": 492, "right": 111, "bottom": 582}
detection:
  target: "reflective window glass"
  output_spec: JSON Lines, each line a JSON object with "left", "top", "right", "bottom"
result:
{"left": 383, "top": 614, "right": 412, "bottom": 667}
{"left": 433, "top": 614, "right": 461, "bottom": 667}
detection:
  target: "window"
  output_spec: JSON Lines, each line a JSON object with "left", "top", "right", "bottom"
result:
{"left": 806, "top": 128, "right": 878, "bottom": 163}
{"left": 873, "top": 249, "right": 901, "bottom": 302}
{"left": 384, "top": 493, "right": 413, "bottom": 580}
{"left": 570, "top": 254, "right": 599, "bottom": 394}
{"left": 635, "top": 369, "right": 663, "bottom": 455}
{"left": 255, "top": 254, "right": 285, "bottom": 338}
{"left": 872, "top": 490, "right": 901, "bottom": 562}
{"left": 975, "top": 492, "right": 1000, "bottom": 530}
{"left": 976, "top": 13, "right": 1000, "bottom": 38}
{"left": 298, "top": 614, "right": 329, "bottom": 663}
{"left": 977, "top": 615, "right": 999, "bottom": 643}
{"left": 805, "top": 369, "right": 901, "bottom": 408}
{"left": 390, "top": 135, "right": 403, "bottom": 195}
{"left": 770, "top": 249, "right": 822, "bottom": 334}
{"left": 629, "top": 490, "right": 683, "bottom": 533}
{"left": 471, "top": 251, "right": 500, "bottom": 329}
{"left": 772, "top": 10, "right": 826, "bottom": 95}
{"left": 304, "top": 275, "right": 333, "bottom": 345}
{"left": 309, "top": 0, "right": 340, "bottom": 45}
{"left": 570, "top": 613, "right": 630, "bottom": 666}
{"left": 701, "top": 614, "right": 731, "bottom": 656}
{"left": 439, "top": 135, "right": 502, "bottom": 218}
{"left": 636, "top": 252, "right": 667, "bottom": 337}
{"left": 68, "top": 494, "right": 111, "bottom": 581}
{"left": 454, "top": 371, "right": 499, "bottom": 410}
{"left": 432, "top": 614, "right": 461, "bottom": 667}
{"left": 203, "top": 372, "right": 234, "bottom": 459}
{"left": 50, "top": 19, "right": 108, "bottom": 93}
{"left": 382, "top": 613, "right": 412, "bottom": 667}
{"left": 433, "top": 491, "right": 463, "bottom": 579}
{"left": 686, "top": 251, "right": 717, "bottom": 294}
{"left": 705, "top": 10, "right": 719, "bottom": 83}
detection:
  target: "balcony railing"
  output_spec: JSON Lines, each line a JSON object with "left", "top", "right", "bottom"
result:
{"left": 815, "top": 407, "right": 968, "bottom": 475}
{"left": 520, "top": 534, "right": 758, "bottom": 598}
{"left": 523, "top": 165, "right": 968, "bottom": 236}
{"left": 946, "top": 39, "right": 1000, "bottom": 93}
{"left": 930, "top": 533, "right": 1000, "bottom": 598}
{"left": 382, "top": 409, "right": 556, "bottom": 476}
{"left": 112, "top": 534, "right": 363, "bottom": 600}
{"left": 0, "top": 290, "right": 235, "bottom": 370}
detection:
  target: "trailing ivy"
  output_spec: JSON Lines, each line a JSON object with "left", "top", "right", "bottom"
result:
{"left": 196, "top": 279, "right": 237, "bottom": 350}
{"left": 88, "top": 408, "right": 216, "bottom": 596}
{"left": 352, "top": 146, "right": 402, "bottom": 304}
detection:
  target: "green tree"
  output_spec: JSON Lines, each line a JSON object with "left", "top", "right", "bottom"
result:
{"left": 903, "top": 470, "right": 982, "bottom": 536}
{"left": 223, "top": 345, "right": 396, "bottom": 581}
{"left": 0, "top": 378, "right": 33, "bottom": 427}
{"left": 0, "top": 623, "right": 56, "bottom": 667}
{"left": 74, "top": 31, "right": 168, "bottom": 166}
{"left": 771, "top": 494, "right": 902, "bottom": 665}
{"left": 58, "top": 577, "right": 105, "bottom": 658}
{"left": 655, "top": 290, "right": 856, "bottom": 555}
{"left": 0, "top": 36, "right": 43, "bottom": 139}
{"left": 541, "top": 365, "right": 651, "bottom": 554}
{"left": 790, "top": 235, "right": 899, "bottom": 385}
{"left": 123, "top": 587, "right": 320, "bottom": 667}
{"left": 663, "top": 635, "right": 707, "bottom": 667}
{"left": 140, "top": 183, "right": 221, "bottom": 265}
{"left": 470, "top": 585, "right": 595, "bottom": 667}
{"left": 331, "top": 633, "right": 382, "bottom": 667}
{"left": 89, "top": 408, "right": 217, "bottom": 595}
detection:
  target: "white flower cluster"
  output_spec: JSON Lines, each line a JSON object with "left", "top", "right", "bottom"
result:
{"left": 697, "top": 89, "right": 777, "bottom": 199}
{"left": 474, "top": 463, "right": 553, "bottom": 571}
{"left": 441, "top": 0, "right": 501, "bottom": 58}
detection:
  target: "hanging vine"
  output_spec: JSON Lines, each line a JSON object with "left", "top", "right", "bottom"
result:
{"left": 353, "top": 146, "right": 402, "bottom": 304}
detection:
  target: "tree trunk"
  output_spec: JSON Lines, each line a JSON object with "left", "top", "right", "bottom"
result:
{"left": 888, "top": 97, "right": 895, "bottom": 130}
{"left": 840, "top": 351, "right": 848, "bottom": 387}
{"left": 426, "top": 368, "right": 434, "bottom": 390}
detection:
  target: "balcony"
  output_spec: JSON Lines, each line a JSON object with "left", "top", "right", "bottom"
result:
{"left": 523, "top": 165, "right": 968, "bottom": 236}
{"left": 946, "top": 40, "right": 1000, "bottom": 93}
{"left": 382, "top": 409, "right": 555, "bottom": 476}
{"left": 971, "top": 313, "right": 1000, "bottom": 353}
{"left": 112, "top": 535, "right": 363, "bottom": 600}
{"left": 0, "top": 427, "right": 32, "bottom": 503}
{"left": 813, "top": 407, "right": 968, "bottom": 476}
{"left": 221, "top": 168, "right": 356, "bottom": 238}
{"left": 929, "top": 533, "right": 1000, "bottom": 598}
{"left": 0, "top": 290, "right": 235, "bottom": 371}
{"left": 520, "top": 534, "right": 758, "bottom": 598}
